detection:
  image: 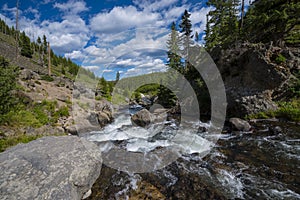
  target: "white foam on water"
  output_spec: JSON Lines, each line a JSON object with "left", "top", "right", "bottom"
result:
{"left": 217, "top": 169, "right": 245, "bottom": 199}
{"left": 114, "top": 174, "right": 141, "bottom": 199}
{"left": 86, "top": 114, "right": 214, "bottom": 156}
{"left": 269, "top": 189, "right": 300, "bottom": 199}
{"left": 126, "top": 138, "right": 171, "bottom": 152}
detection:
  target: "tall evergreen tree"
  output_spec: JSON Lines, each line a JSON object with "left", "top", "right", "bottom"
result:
{"left": 43, "top": 35, "right": 48, "bottom": 54}
{"left": 116, "top": 71, "right": 120, "bottom": 82}
{"left": 243, "top": 0, "right": 300, "bottom": 45}
{"left": 19, "top": 31, "right": 33, "bottom": 58}
{"left": 166, "top": 22, "right": 183, "bottom": 73}
{"left": 195, "top": 31, "right": 199, "bottom": 43}
{"left": 205, "top": 0, "right": 240, "bottom": 50}
{"left": 0, "top": 56, "right": 19, "bottom": 117}
{"left": 179, "top": 10, "right": 193, "bottom": 72}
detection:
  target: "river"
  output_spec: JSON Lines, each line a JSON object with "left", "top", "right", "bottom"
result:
{"left": 81, "top": 108, "right": 300, "bottom": 199}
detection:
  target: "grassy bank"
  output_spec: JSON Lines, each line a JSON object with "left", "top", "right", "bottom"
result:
{"left": 247, "top": 99, "right": 300, "bottom": 122}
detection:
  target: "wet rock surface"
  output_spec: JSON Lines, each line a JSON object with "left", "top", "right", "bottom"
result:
{"left": 0, "top": 136, "right": 102, "bottom": 200}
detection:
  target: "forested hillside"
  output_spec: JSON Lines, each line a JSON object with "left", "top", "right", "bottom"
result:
{"left": 0, "top": 19, "right": 99, "bottom": 151}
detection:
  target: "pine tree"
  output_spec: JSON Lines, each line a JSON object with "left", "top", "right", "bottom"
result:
{"left": 19, "top": 31, "right": 33, "bottom": 58}
{"left": 195, "top": 31, "right": 199, "bottom": 43}
{"left": 0, "top": 56, "right": 19, "bottom": 118}
{"left": 205, "top": 0, "right": 240, "bottom": 50}
{"left": 43, "top": 35, "right": 48, "bottom": 54}
{"left": 116, "top": 71, "right": 120, "bottom": 82}
{"left": 166, "top": 22, "right": 183, "bottom": 73}
{"left": 179, "top": 10, "right": 193, "bottom": 72}
{"left": 243, "top": 0, "right": 300, "bottom": 45}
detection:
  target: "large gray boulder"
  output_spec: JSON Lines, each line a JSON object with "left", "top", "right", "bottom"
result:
{"left": 131, "top": 108, "right": 168, "bottom": 127}
{"left": 0, "top": 136, "right": 102, "bottom": 200}
{"left": 131, "top": 109, "right": 154, "bottom": 127}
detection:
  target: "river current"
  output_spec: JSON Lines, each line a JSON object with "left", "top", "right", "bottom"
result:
{"left": 82, "top": 108, "right": 300, "bottom": 199}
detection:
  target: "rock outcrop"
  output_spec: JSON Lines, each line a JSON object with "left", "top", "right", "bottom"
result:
{"left": 212, "top": 43, "right": 299, "bottom": 117}
{"left": 72, "top": 82, "right": 114, "bottom": 135}
{"left": 0, "top": 136, "right": 102, "bottom": 200}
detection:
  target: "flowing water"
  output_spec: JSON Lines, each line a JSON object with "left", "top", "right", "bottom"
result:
{"left": 82, "top": 109, "right": 300, "bottom": 199}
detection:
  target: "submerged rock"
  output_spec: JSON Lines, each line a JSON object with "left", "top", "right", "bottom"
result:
{"left": 0, "top": 136, "right": 102, "bottom": 200}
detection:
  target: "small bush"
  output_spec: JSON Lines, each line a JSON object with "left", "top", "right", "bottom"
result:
{"left": 275, "top": 100, "right": 300, "bottom": 121}
{"left": 248, "top": 100, "right": 300, "bottom": 122}
{"left": 8, "top": 110, "right": 42, "bottom": 127}
{"left": 275, "top": 54, "right": 286, "bottom": 64}
{"left": 41, "top": 74, "right": 54, "bottom": 82}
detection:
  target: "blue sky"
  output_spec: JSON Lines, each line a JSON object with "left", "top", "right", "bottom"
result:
{"left": 0, "top": 0, "right": 245, "bottom": 80}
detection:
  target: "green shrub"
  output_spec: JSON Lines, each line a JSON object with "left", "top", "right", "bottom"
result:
{"left": 275, "top": 54, "right": 286, "bottom": 64}
{"left": 8, "top": 110, "right": 42, "bottom": 127}
{"left": 0, "top": 56, "right": 19, "bottom": 117}
{"left": 247, "top": 111, "right": 275, "bottom": 120}
{"left": 247, "top": 100, "right": 300, "bottom": 122}
{"left": 41, "top": 74, "right": 54, "bottom": 82}
{"left": 275, "top": 100, "right": 300, "bottom": 121}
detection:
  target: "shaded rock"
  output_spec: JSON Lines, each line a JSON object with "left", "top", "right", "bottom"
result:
{"left": 95, "top": 99, "right": 113, "bottom": 113}
{"left": 213, "top": 44, "right": 295, "bottom": 117}
{"left": 88, "top": 112, "right": 99, "bottom": 126}
{"left": 20, "top": 69, "right": 32, "bottom": 80}
{"left": 97, "top": 112, "right": 111, "bottom": 127}
{"left": 229, "top": 118, "right": 251, "bottom": 132}
{"left": 270, "top": 126, "right": 282, "bottom": 134}
{"left": 0, "top": 136, "right": 102, "bottom": 200}
{"left": 197, "top": 126, "right": 208, "bottom": 133}
{"left": 131, "top": 109, "right": 154, "bottom": 127}
{"left": 65, "top": 125, "right": 78, "bottom": 135}
{"left": 73, "top": 89, "right": 80, "bottom": 99}
{"left": 57, "top": 94, "right": 69, "bottom": 102}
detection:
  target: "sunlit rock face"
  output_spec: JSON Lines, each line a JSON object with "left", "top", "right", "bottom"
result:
{"left": 0, "top": 136, "right": 102, "bottom": 200}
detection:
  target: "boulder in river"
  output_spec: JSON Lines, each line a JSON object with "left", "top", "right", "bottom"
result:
{"left": 229, "top": 117, "right": 251, "bottom": 132}
{"left": 131, "top": 109, "right": 154, "bottom": 127}
{"left": 0, "top": 136, "right": 102, "bottom": 200}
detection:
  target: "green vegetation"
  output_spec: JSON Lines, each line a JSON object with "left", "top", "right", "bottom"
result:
{"left": 136, "top": 84, "right": 160, "bottom": 96}
{"left": 0, "top": 134, "right": 41, "bottom": 152}
{"left": 247, "top": 99, "right": 300, "bottom": 122}
{"left": 274, "top": 54, "right": 287, "bottom": 64}
{"left": 96, "top": 77, "right": 114, "bottom": 101}
{"left": 20, "top": 31, "right": 33, "bottom": 58}
{"left": 0, "top": 56, "right": 19, "bottom": 121}
{"left": 205, "top": 0, "right": 300, "bottom": 50}
{"left": 0, "top": 132, "right": 67, "bottom": 153}
{"left": 290, "top": 72, "right": 300, "bottom": 97}
{"left": 0, "top": 18, "right": 96, "bottom": 81}
{"left": 41, "top": 74, "right": 54, "bottom": 82}
{"left": 0, "top": 57, "right": 71, "bottom": 128}
{"left": 2, "top": 100, "right": 70, "bottom": 128}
